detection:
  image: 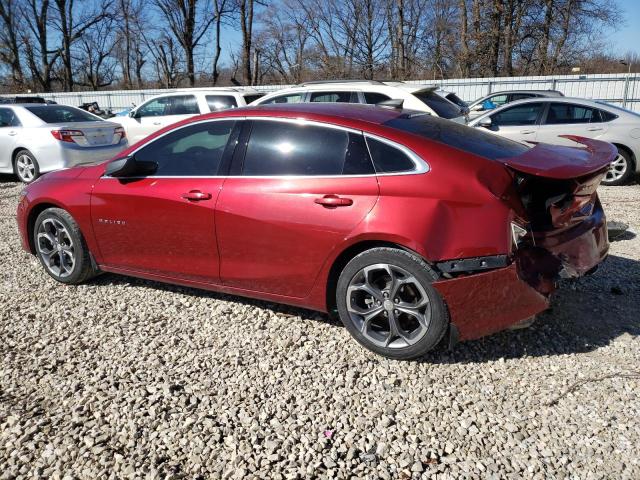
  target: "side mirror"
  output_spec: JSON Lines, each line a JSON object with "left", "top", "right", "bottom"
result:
{"left": 104, "top": 156, "right": 157, "bottom": 178}
{"left": 478, "top": 117, "right": 493, "bottom": 128}
{"left": 128, "top": 109, "right": 137, "bottom": 118}
{"left": 471, "top": 104, "right": 484, "bottom": 112}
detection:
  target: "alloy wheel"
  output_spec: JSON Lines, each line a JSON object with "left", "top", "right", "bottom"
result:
{"left": 346, "top": 263, "right": 432, "bottom": 349}
{"left": 16, "top": 154, "right": 36, "bottom": 182}
{"left": 604, "top": 154, "right": 628, "bottom": 183}
{"left": 36, "top": 218, "right": 76, "bottom": 278}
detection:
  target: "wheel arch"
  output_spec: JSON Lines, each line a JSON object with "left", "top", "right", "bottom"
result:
{"left": 324, "top": 240, "right": 436, "bottom": 316}
{"left": 26, "top": 202, "right": 64, "bottom": 254}
{"left": 611, "top": 143, "right": 637, "bottom": 172}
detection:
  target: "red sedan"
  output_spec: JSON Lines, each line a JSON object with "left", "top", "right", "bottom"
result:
{"left": 16, "top": 104, "right": 614, "bottom": 359}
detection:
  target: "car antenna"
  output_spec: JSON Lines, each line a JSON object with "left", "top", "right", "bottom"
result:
{"left": 377, "top": 99, "right": 404, "bottom": 109}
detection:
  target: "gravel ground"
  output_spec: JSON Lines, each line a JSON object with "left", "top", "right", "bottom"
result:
{"left": 1, "top": 175, "right": 639, "bottom": 479}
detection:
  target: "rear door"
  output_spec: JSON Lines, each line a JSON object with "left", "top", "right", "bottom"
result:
{"left": 0, "top": 108, "right": 20, "bottom": 171}
{"left": 215, "top": 118, "right": 379, "bottom": 297}
{"left": 484, "top": 102, "right": 545, "bottom": 142}
{"left": 536, "top": 102, "right": 608, "bottom": 146}
{"left": 91, "top": 119, "right": 240, "bottom": 282}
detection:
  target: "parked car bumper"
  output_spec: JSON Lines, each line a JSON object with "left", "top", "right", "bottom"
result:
{"left": 32, "top": 140, "right": 128, "bottom": 173}
{"left": 433, "top": 204, "right": 608, "bottom": 341}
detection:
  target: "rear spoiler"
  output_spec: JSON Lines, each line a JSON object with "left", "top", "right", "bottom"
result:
{"left": 503, "top": 136, "right": 617, "bottom": 179}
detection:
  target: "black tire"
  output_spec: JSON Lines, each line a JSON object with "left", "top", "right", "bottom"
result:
{"left": 336, "top": 247, "right": 448, "bottom": 360}
{"left": 602, "top": 147, "right": 634, "bottom": 186}
{"left": 13, "top": 149, "right": 40, "bottom": 184}
{"left": 33, "top": 208, "right": 98, "bottom": 284}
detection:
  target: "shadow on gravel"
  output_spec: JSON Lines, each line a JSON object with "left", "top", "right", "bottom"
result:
{"left": 88, "top": 252, "right": 639, "bottom": 363}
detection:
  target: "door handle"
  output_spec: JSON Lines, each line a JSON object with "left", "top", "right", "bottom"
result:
{"left": 153, "top": 121, "right": 162, "bottom": 125}
{"left": 181, "top": 190, "right": 212, "bottom": 201}
{"left": 520, "top": 130, "right": 535, "bottom": 134}
{"left": 587, "top": 127, "right": 603, "bottom": 131}
{"left": 315, "top": 194, "right": 353, "bottom": 207}
{"left": 8, "top": 131, "right": 17, "bottom": 136}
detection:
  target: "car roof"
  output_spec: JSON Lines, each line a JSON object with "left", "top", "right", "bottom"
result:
{"left": 484, "top": 89, "right": 564, "bottom": 96}
{"left": 487, "top": 96, "right": 608, "bottom": 108}
{"left": 239, "top": 102, "right": 405, "bottom": 124}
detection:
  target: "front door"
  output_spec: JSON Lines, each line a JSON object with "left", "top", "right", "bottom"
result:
{"left": 126, "top": 95, "right": 201, "bottom": 143}
{"left": 486, "top": 102, "right": 545, "bottom": 143}
{"left": 216, "top": 119, "right": 379, "bottom": 297}
{"left": 91, "top": 119, "right": 239, "bottom": 282}
{"left": 0, "top": 108, "right": 20, "bottom": 172}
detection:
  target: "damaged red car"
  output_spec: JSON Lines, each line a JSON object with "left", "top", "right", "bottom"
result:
{"left": 16, "top": 104, "right": 614, "bottom": 359}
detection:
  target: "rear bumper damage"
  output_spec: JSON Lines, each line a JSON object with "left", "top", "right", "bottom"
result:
{"left": 432, "top": 203, "right": 608, "bottom": 342}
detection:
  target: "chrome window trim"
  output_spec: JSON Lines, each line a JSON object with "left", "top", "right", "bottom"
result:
{"left": 103, "top": 115, "right": 430, "bottom": 179}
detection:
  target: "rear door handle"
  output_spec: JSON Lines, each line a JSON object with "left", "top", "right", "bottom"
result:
{"left": 315, "top": 194, "right": 353, "bottom": 207}
{"left": 520, "top": 129, "right": 536, "bottom": 134}
{"left": 153, "top": 121, "right": 162, "bottom": 125}
{"left": 181, "top": 190, "right": 212, "bottom": 201}
{"left": 587, "top": 127, "right": 603, "bottom": 131}
{"left": 7, "top": 131, "right": 17, "bottom": 136}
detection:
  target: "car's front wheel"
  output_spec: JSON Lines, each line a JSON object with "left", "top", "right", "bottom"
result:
{"left": 602, "top": 147, "right": 634, "bottom": 186}
{"left": 33, "top": 208, "right": 98, "bottom": 284}
{"left": 14, "top": 149, "right": 40, "bottom": 184}
{"left": 336, "top": 247, "right": 449, "bottom": 360}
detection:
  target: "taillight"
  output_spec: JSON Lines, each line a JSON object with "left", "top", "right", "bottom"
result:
{"left": 115, "top": 126, "right": 126, "bottom": 140}
{"left": 51, "top": 129, "right": 84, "bottom": 143}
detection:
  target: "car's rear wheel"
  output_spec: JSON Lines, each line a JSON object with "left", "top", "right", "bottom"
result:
{"left": 336, "top": 247, "right": 448, "bottom": 360}
{"left": 14, "top": 149, "right": 40, "bottom": 184}
{"left": 34, "top": 208, "right": 98, "bottom": 284}
{"left": 602, "top": 147, "right": 634, "bottom": 186}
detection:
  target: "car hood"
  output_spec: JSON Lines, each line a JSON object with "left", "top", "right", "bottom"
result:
{"left": 501, "top": 136, "right": 617, "bottom": 179}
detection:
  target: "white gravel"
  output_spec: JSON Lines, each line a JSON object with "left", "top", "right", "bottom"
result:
{"left": 1, "top": 175, "right": 639, "bottom": 479}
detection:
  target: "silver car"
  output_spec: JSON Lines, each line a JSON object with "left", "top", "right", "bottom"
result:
{"left": 468, "top": 97, "right": 640, "bottom": 185}
{"left": 0, "top": 104, "right": 128, "bottom": 183}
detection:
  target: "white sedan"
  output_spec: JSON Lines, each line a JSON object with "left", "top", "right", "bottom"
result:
{"left": 468, "top": 97, "right": 640, "bottom": 185}
{"left": 0, "top": 104, "right": 128, "bottom": 183}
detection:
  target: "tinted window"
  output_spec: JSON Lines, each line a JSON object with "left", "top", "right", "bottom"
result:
{"left": 366, "top": 137, "right": 415, "bottom": 173}
{"left": 491, "top": 103, "right": 543, "bottom": 126}
{"left": 243, "top": 93, "right": 264, "bottom": 104}
{"left": 243, "top": 121, "right": 373, "bottom": 176}
{"left": 363, "top": 92, "right": 391, "bottom": 104}
{"left": 510, "top": 93, "right": 537, "bottom": 101}
{"left": 0, "top": 108, "right": 20, "bottom": 127}
{"left": 262, "top": 93, "right": 303, "bottom": 105}
{"left": 545, "top": 103, "right": 597, "bottom": 124}
{"left": 412, "top": 91, "right": 462, "bottom": 118}
{"left": 595, "top": 101, "right": 635, "bottom": 118}
{"left": 385, "top": 113, "right": 529, "bottom": 160}
{"left": 598, "top": 110, "right": 618, "bottom": 122}
{"left": 309, "top": 91, "right": 356, "bottom": 103}
{"left": 169, "top": 95, "right": 199, "bottom": 115}
{"left": 25, "top": 105, "right": 100, "bottom": 123}
{"left": 206, "top": 95, "right": 237, "bottom": 111}
{"left": 137, "top": 97, "right": 171, "bottom": 117}
{"left": 135, "top": 121, "right": 235, "bottom": 176}
{"left": 445, "top": 93, "right": 467, "bottom": 108}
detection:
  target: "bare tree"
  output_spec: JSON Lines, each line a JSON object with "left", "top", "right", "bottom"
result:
{"left": 0, "top": 0, "right": 25, "bottom": 87}
{"left": 20, "top": 0, "right": 60, "bottom": 91}
{"left": 76, "top": 17, "right": 118, "bottom": 89}
{"left": 212, "top": 0, "right": 235, "bottom": 85}
{"left": 155, "top": 0, "right": 214, "bottom": 86}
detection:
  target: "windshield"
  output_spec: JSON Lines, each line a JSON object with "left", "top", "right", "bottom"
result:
{"left": 412, "top": 90, "right": 463, "bottom": 119}
{"left": 25, "top": 105, "right": 101, "bottom": 123}
{"left": 385, "top": 113, "right": 529, "bottom": 160}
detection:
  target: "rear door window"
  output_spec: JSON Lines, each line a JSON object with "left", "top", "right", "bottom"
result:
{"left": 544, "top": 103, "right": 598, "bottom": 124}
{"left": 262, "top": 93, "right": 304, "bottom": 105}
{"left": 168, "top": 95, "right": 200, "bottom": 115}
{"left": 206, "top": 95, "right": 238, "bottom": 112}
{"left": 510, "top": 93, "right": 537, "bottom": 102}
{"left": 309, "top": 91, "right": 358, "bottom": 103}
{"left": 491, "top": 103, "right": 544, "bottom": 126}
{"left": 242, "top": 121, "right": 373, "bottom": 176}
{"left": 243, "top": 93, "right": 264, "bottom": 104}
{"left": 0, "top": 108, "right": 21, "bottom": 127}
{"left": 135, "top": 120, "right": 236, "bottom": 176}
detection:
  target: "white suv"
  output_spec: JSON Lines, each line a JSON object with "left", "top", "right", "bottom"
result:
{"left": 251, "top": 81, "right": 467, "bottom": 122}
{"left": 117, "top": 88, "right": 264, "bottom": 143}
